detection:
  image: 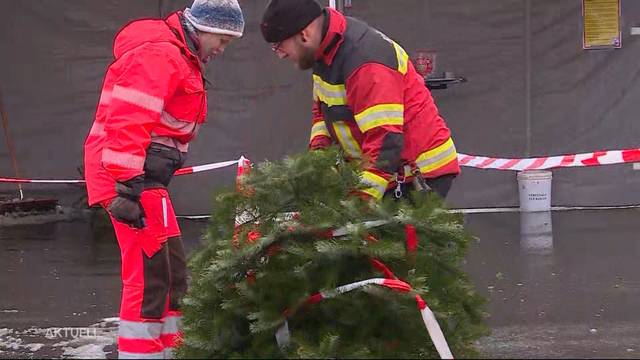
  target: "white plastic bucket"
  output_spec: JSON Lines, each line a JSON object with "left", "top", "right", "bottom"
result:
{"left": 517, "top": 170, "right": 552, "bottom": 212}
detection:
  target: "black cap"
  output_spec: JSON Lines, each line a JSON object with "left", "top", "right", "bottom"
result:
{"left": 261, "top": 0, "right": 323, "bottom": 43}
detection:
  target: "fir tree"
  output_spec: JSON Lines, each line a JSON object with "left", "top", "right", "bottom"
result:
{"left": 177, "top": 148, "right": 487, "bottom": 359}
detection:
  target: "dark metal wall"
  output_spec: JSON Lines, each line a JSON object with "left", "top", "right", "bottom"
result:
{"left": 1, "top": 1, "right": 639, "bottom": 214}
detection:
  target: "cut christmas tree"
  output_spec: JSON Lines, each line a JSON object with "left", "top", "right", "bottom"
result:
{"left": 178, "top": 148, "right": 487, "bottom": 359}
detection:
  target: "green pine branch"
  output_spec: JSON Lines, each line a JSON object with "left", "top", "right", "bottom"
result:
{"left": 177, "top": 147, "right": 488, "bottom": 359}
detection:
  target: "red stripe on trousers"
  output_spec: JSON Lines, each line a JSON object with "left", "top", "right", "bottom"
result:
{"left": 118, "top": 337, "right": 164, "bottom": 354}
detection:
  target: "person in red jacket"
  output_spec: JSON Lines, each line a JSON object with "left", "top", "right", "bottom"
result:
{"left": 83, "top": 0, "right": 244, "bottom": 358}
{"left": 261, "top": 0, "right": 460, "bottom": 201}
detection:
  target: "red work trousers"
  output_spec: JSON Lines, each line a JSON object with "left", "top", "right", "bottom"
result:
{"left": 104, "top": 188, "right": 187, "bottom": 359}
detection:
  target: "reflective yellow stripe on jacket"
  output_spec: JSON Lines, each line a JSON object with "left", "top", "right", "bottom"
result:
{"left": 310, "top": 121, "right": 330, "bottom": 142}
{"left": 392, "top": 42, "right": 409, "bottom": 75}
{"left": 415, "top": 138, "right": 457, "bottom": 174}
{"left": 354, "top": 104, "right": 404, "bottom": 132}
{"left": 313, "top": 75, "right": 347, "bottom": 106}
{"left": 360, "top": 170, "right": 389, "bottom": 200}
{"left": 332, "top": 121, "right": 361, "bottom": 159}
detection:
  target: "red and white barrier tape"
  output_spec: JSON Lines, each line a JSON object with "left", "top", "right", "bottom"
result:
{"left": 275, "top": 278, "right": 453, "bottom": 359}
{"left": 4, "top": 147, "right": 640, "bottom": 184}
{"left": 174, "top": 157, "right": 246, "bottom": 176}
{"left": 0, "top": 177, "right": 86, "bottom": 184}
{"left": 0, "top": 157, "right": 245, "bottom": 184}
{"left": 458, "top": 148, "right": 640, "bottom": 171}
{"left": 415, "top": 295, "right": 454, "bottom": 359}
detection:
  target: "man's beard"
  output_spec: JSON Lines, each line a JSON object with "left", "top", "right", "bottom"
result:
{"left": 296, "top": 48, "right": 316, "bottom": 70}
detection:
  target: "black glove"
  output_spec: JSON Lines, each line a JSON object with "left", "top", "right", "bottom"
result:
{"left": 108, "top": 176, "right": 146, "bottom": 229}
{"left": 411, "top": 168, "right": 432, "bottom": 193}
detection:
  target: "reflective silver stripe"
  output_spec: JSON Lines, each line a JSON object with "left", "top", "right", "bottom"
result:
{"left": 112, "top": 85, "right": 164, "bottom": 113}
{"left": 160, "top": 111, "right": 199, "bottom": 134}
{"left": 118, "top": 350, "right": 165, "bottom": 359}
{"left": 311, "top": 121, "right": 328, "bottom": 135}
{"left": 313, "top": 83, "right": 346, "bottom": 100}
{"left": 101, "top": 149, "right": 145, "bottom": 170}
{"left": 162, "top": 315, "right": 182, "bottom": 335}
{"left": 332, "top": 122, "right": 361, "bottom": 159}
{"left": 360, "top": 171, "right": 388, "bottom": 199}
{"left": 118, "top": 319, "right": 163, "bottom": 340}
{"left": 310, "top": 121, "right": 330, "bottom": 141}
{"left": 99, "top": 90, "right": 112, "bottom": 106}
{"left": 416, "top": 143, "right": 457, "bottom": 169}
{"left": 162, "top": 197, "right": 168, "bottom": 228}
{"left": 357, "top": 110, "right": 403, "bottom": 124}
{"left": 89, "top": 121, "right": 105, "bottom": 136}
{"left": 312, "top": 76, "right": 347, "bottom": 106}
{"left": 355, "top": 110, "right": 404, "bottom": 132}
{"left": 150, "top": 134, "right": 189, "bottom": 152}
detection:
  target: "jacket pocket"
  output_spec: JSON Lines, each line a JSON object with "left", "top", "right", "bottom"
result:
{"left": 144, "top": 142, "right": 187, "bottom": 187}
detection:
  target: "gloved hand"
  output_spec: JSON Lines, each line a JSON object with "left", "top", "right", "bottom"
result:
{"left": 411, "top": 168, "right": 432, "bottom": 193}
{"left": 107, "top": 176, "right": 146, "bottom": 229}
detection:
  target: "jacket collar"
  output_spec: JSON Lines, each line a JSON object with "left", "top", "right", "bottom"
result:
{"left": 315, "top": 8, "right": 347, "bottom": 66}
{"left": 165, "top": 12, "right": 202, "bottom": 68}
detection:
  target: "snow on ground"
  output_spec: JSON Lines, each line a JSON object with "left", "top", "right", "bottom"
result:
{"left": 0, "top": 318, "right": 118, "bottom": 359}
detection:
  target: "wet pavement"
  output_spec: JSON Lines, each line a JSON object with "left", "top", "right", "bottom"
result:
{"left": 1, "top": 208, "right": 639, "bottom": 358}
{"left": 465, "top": 209, "right": 640, "bottom": 358}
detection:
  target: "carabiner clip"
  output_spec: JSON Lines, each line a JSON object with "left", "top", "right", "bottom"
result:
{"left": 394, "top": 185, "right": 403, "bottom": 199}
{"left": 394, "top": 173, "right": 405, "bottom": 199}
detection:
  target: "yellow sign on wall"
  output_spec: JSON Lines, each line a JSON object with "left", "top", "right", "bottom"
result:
{"left": 583, "top": 0, "right": 621, "bottom": 49}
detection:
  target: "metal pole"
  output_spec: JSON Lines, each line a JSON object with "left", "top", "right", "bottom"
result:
{"left": 332, "top": 0, "right": 345, "bottom": 13}
{"left": 524, "top": 0, "right": 531, "bottom": 158}
{"left": 0, "top": 86, "right": 24, "bottom": 199}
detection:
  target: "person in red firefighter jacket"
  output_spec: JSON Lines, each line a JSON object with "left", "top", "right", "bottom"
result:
{"left": 83, "top": 0, "right": 244, "bottom": 358}
{"left": 260, "top": 0, "right": 460, "bottom": 200}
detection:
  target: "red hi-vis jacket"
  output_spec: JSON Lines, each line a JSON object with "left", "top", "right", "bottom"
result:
{"left": 310, "top": 9, "right": 460, "bottom": 200}
{"left": 83, "top": 12, "right": 206, "bottom": 206}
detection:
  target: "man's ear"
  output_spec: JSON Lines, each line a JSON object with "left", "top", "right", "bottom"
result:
{"left": 300, "top": 23, "right": 317, "bottom": 44}
{"left": 299, "top": 29, "right": 310, "bottom": 44}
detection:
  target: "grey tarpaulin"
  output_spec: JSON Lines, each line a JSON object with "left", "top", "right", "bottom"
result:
{"left": 1, "top": 0, "right": 639, "bottom": 214}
